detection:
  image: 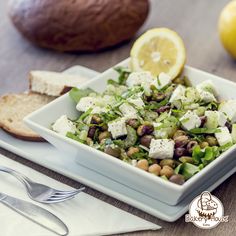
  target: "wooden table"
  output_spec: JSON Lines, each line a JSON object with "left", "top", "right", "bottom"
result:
{"left": 0, "top": 0, "right": 235, "bottom": 235}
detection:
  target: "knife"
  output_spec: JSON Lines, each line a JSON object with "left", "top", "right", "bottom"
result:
{"left": 0, "top": 192, "right": 68, "bottom": 236}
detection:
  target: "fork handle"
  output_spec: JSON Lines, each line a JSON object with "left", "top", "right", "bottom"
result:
{"left": 0, "top": 166, "right": 30, "bottom": 188}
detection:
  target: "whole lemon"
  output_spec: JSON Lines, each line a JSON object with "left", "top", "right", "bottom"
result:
{"left": 219, "top": 0, "right": 236, "bottom": 58}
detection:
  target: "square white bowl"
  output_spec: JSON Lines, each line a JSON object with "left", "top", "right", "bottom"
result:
{"left": 24, "top": 58, "right": 236, "bottom": 205}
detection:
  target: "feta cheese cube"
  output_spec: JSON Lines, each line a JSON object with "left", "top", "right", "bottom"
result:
{"left": 127, "top": 95, "right": 145, "bottom": 108}
{"left": 126, "top": 72, "right": 155, "bottom": 96}
{"left": 76, "top": 97, "right": 98, "bottom": 112}
{"left": 119, "top": 103, "right": 137, "bottom": 119}
{"left": 126, "top": 71, "right": 154, "bottom": 87}
{"left": 108, "top": 118, "right": 127, "bottom": 139}
{"left": 169, "top": 85, "right": 186, "bottom": 108}
{"left": 149, "top": 139, "right": 174, "bottom": 159}
{"left": 215, "top": 127, "right": 232, "bottom": 146}
{"left": 196, "top": 80, "right": 217, "bottom": 95}
{"left": 91, "top": 107, "right": 108, "bottom": 114}
{"left": 204, "top": 111, "right": 227, "bottom": 129}
{"left": 218, "top": 111, "right": 227, "bottom": 127}
{"left": 154, "top": 72, "right": 172, "bottom": 90}
{"left": 219, "top": 100, "right": 236, "bottom": 123}
{"left": 180, "top": 111, "right": 201, "bottom": 130}
{"left": 52, "top": 115, "right": 76, "bottom": 136}
{"left": 102, "top": 95, "right": 115, "bottom": 105}
{"left": 198, "top": 90, "right": 216, "bottom": 103}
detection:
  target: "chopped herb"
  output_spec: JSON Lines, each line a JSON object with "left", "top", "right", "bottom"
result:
{"left": 145, "top": 98, "right": 169, "bottom": 110}
{"left": 206, "top": 101, "right": 219, "bottom": 110}
{"left": 189, "top": 127, "right": 220, "bottom": 134}
{"left": 100, "top": 111, "right": 118, "bottom": 123}
{"left": 66, "top": 132, "right": 85, "bottom": 144}
{"left": 107, "top": 79, "right": 119, "bottom": 86}
{"left": 78, "top": 108, "right": 92, "bottom": 121}
{"left": 114, "top": 67, "right": 131, "bottom": 85}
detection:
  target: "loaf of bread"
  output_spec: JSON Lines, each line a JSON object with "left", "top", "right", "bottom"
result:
{"left": 29, "top": 71, "right": 88, "bottom": 96}
{"left": 8, "top": 0, "right": 149, "bottom": 52}
{"left": 0, "top": 93, "right": 54, "bottom": 141}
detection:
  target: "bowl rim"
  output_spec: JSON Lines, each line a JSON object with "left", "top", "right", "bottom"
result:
{"left": 24, "top": 58, "right": 236, "bottom": 192}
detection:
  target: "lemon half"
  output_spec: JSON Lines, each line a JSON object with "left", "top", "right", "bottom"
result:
{"left": 130, "top": 28, "right": 186, "bottom": 79}
{"left": 219, "top": 0, "right": 236, "bottom": 59}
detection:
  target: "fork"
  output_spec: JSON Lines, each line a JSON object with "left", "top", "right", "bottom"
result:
{"left": 0, "top": 166, "right": 85, "bottom": 204}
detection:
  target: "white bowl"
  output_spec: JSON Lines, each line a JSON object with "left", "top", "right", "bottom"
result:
{"left": 24, "top": 58, "right": 236, "bottom": 205}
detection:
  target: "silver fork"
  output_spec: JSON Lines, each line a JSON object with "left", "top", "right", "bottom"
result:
{"left": 0, "top": 166, "right": 85, "bottom": 204}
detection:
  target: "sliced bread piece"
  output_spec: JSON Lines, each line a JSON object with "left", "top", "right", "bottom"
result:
{"left": 29, "top": 71, "right": 89, "bottom": 96}
{"left": 0, "top": 93, "right": 54, "bottom": 141}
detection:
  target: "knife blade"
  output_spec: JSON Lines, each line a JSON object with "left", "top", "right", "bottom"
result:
{"left": 0, "top": 192, "right": 68, "bottom": 236}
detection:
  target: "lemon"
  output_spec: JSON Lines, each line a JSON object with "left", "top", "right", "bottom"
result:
{"left": 219, "top": 0, "right": 236, "bottom": 58}
{"left": 130, "top": 28, "right": 186, "bottom": 79}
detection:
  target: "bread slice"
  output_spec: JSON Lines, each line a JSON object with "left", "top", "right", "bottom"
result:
{"left": 29, "top": 71, "right": 89, "bottom": 96}
{"left": 0, "top": 93, "right": 54, "bottom": 141}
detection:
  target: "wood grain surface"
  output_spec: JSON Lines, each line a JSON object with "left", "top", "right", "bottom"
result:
{"left": 0, "top": 0, "right": 235, "bottom": 235}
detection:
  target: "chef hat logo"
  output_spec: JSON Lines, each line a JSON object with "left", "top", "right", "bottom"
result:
{"left": 196, "top": 191, "right": 218, "bottom": 219}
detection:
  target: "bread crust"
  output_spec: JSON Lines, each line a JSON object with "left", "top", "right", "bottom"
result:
{"left": 0, "top": 124, "right": 45, "bottom": 142}
{"left": 0, "top": 93, "right": 54, "bottom": 142}
{"left": 8, "top": 0, "right": 149, "bottom": 52}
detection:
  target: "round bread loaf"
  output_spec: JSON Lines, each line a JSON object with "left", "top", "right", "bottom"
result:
{"left": 8, "top": 0, "right": 149, "bottom": 52}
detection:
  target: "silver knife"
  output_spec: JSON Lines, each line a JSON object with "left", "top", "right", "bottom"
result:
{"left": 0, "top": 192, "right": 68, "bottom": 236}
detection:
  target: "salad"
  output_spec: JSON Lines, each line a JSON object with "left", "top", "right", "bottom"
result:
{"left": 52, "top": 67, "right": 236, "bottom": 185}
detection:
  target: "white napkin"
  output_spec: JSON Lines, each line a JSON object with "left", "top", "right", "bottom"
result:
{"left": 0, "top": 154, "right": 161, "bottom": 236}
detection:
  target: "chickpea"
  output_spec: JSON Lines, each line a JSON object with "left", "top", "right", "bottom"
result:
{"left": 174, "top": 135, "right": 189, "bottom": 148}
{"left": 173, "top": 130, "right": 187, "bottom": 140}
{"left": 159, "top": 159, "right": 175, "bottom": 168}
{"left": 91, "top": 114, "right": 102, "bottom": 124}
{"left": 137, "top": 124, "right": 154, "bottom": 136}
{"left": 187, "top": 140, "right": 198, "bottom": 153}
{"left": 104, "top": 146, "right": 121, "bottom": 158}
{"left": 127, "top": 147, "right": 139, "bottom": 157}
{"left": 136, "top": 159, "right": 149, "bottom": 171}
{"left": 126, "top": 119, "right": 140, "bottom": 129}
{"left": 169, "top": 174, "right": 185, "bottom": 185}
{"left": 206, "top": 136, "right": 218, "bottom": 146}
{"left": 148, "top": 164, "right": 161, "bottom": 176}
{"left": 98, "top": 131, "right": 111, "bottom": 142}
{"left": 174, "top": 147, "right": 186, "bottom": 158}
{"left": 140, "top": 135, "right": 153, "bottom": 148}
{"left": 160, "top": 165, "right": 174, "bottom": 178}
{"left": 199, "top": 141, "right": 209, "bottom": 149}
